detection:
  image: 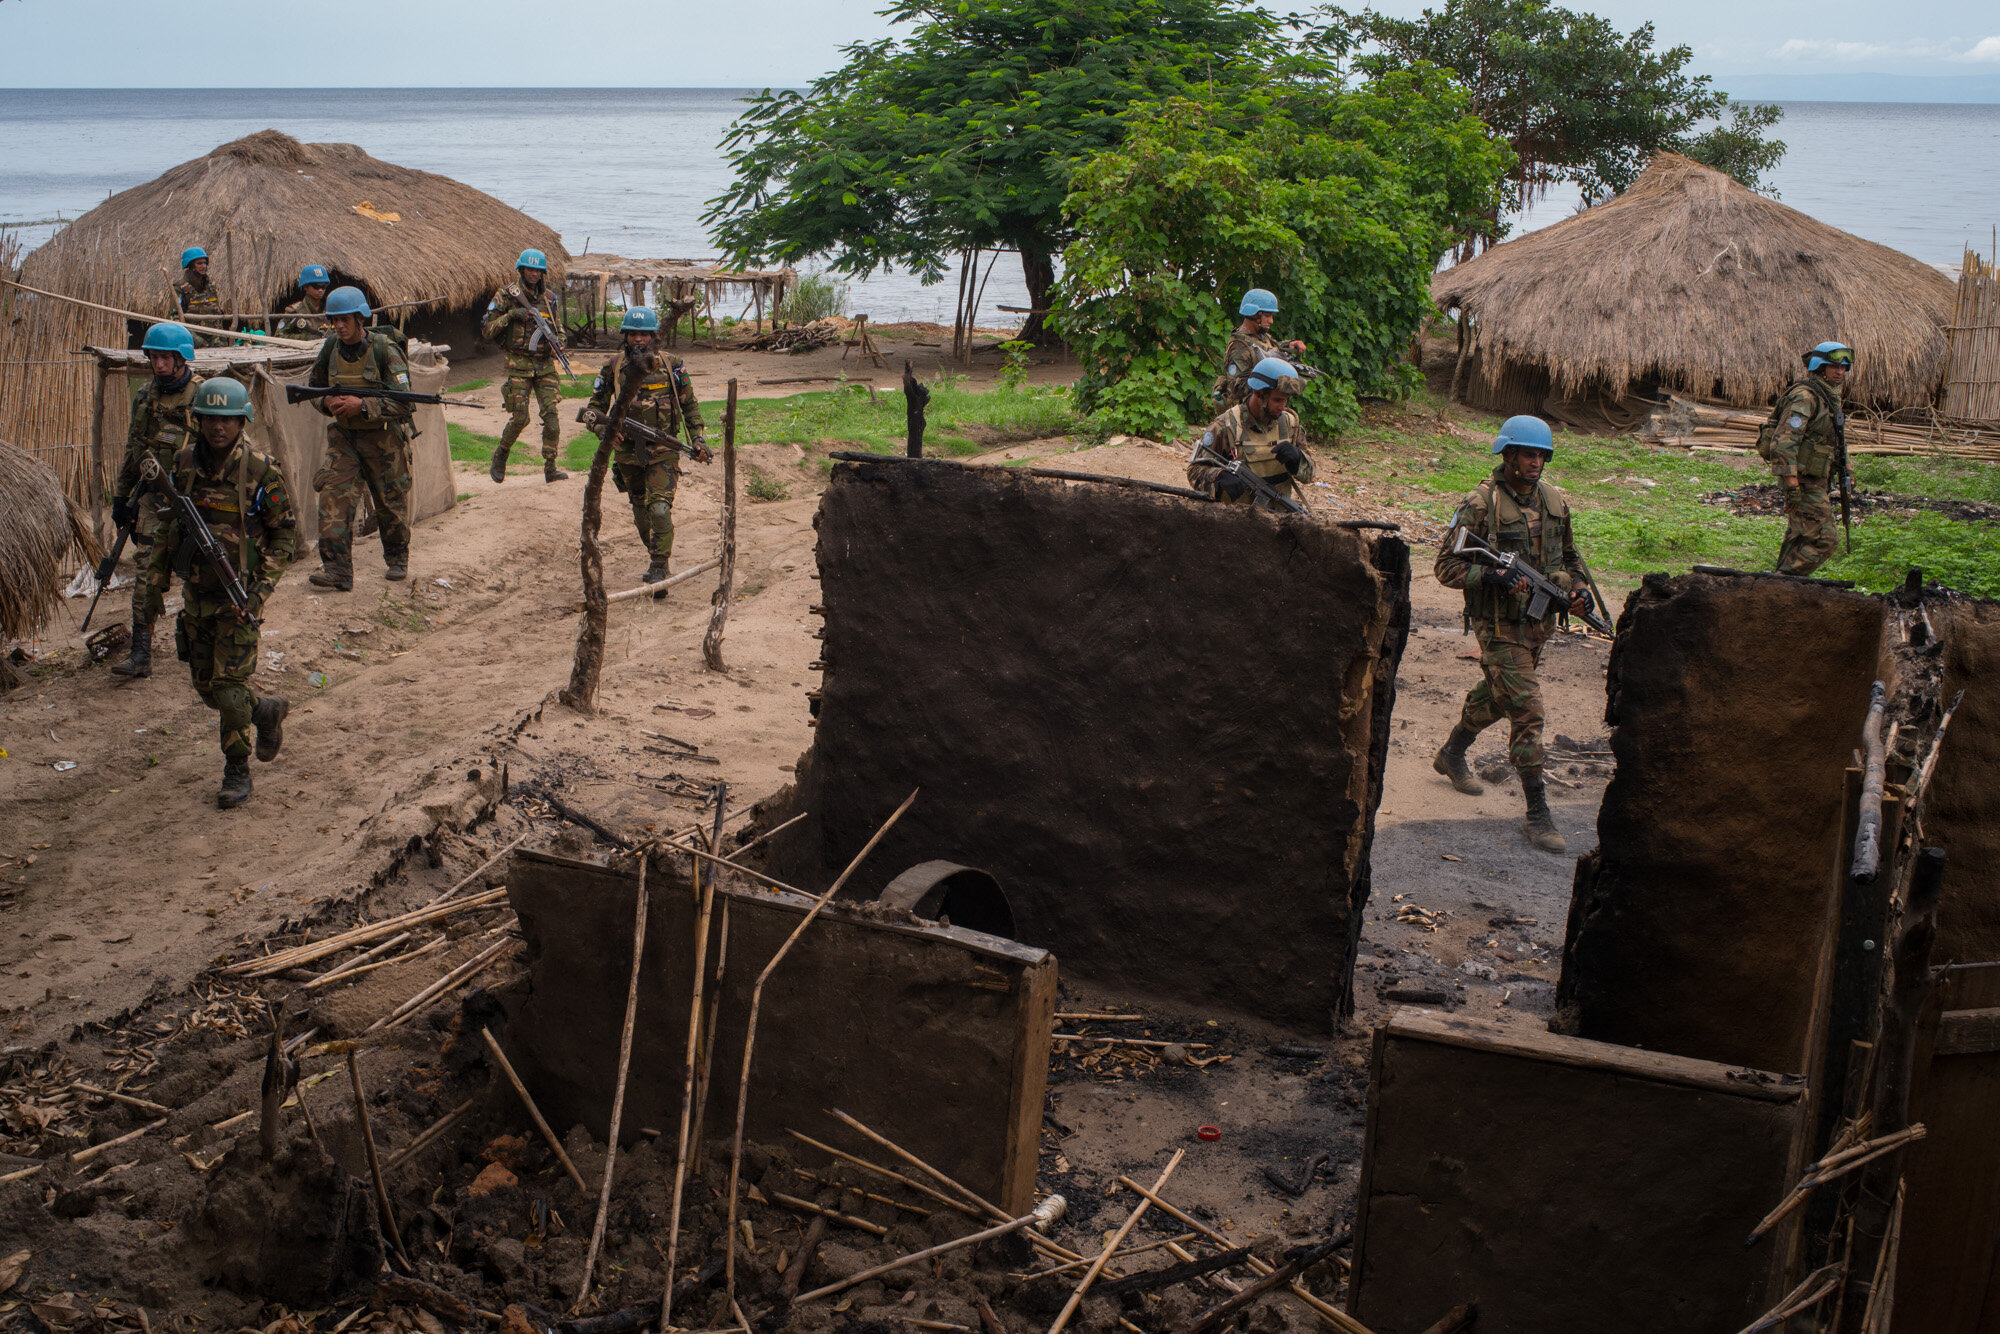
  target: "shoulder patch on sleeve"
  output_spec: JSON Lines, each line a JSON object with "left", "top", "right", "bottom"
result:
{"left": 1788, "top": 412, "right": 1806, "bottom": 429}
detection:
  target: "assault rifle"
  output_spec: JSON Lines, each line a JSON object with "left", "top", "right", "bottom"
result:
{"left": 139, "top": 456, "right": 255, "bottom": 621}
{"left": 285, "top": 384, "right": 484, "bottom": 409}
{"left": 1190, "top": 441, "right": 1305, "bottom": 515}
{"left": 80, "top": 513, "right": 136, "bottom": 633}
{"left": 579, "top": 406, "right": 713, "bottom": 465}
{"left": 1449, "top": 527, "right": 1613, "bottom": 636}
{"left": 520, "top": 289, "right": 573, "bottom": 375}
{"left": 1834, "top": 410, "right": 1853, "bottom": 553}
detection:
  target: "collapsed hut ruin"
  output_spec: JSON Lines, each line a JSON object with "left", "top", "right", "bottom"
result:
{"left": 1432, "top": 153, "right": 1957, "bottom": 424}
{"left": 0, "top": 439, "right": 98, "bottom": 671}
{"left": 564, "top": 255, "right": 795, "bottom": 347}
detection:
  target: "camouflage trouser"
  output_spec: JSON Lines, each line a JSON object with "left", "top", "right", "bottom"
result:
{"left": 317, "top": 427, "right": 412, "bottom": 571}
{"left": 1457, "top": 617, "right": 1553, "bottom": 773}
{"left": 614, "top": 455, "right": 680, "bottom": 559}
{"left": 127, "top": 495, "right": 175, "bottom": 627}
{"left": 1776, "top": 478, "right": 1837, "bottom": 576}
{"left": 176, "top": 599, "right": 260, "bottom": 760}
{"left": 500, "top": 370, "right": 563, "bottom": 460}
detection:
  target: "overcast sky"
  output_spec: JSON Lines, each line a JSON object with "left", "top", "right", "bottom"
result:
{"left": 4, "top": 0, "right": 1998, "bottom": 86}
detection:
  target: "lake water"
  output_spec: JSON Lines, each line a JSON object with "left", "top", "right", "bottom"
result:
{"left": 4, "top": 89, "right": 1998, "bottom": 329}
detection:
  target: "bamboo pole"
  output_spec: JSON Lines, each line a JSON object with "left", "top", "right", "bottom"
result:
{"left": 1047, "top": 1150, "right": 1184, "bottom": 1334}
{"left": 577, "top": 849, "right": 652, "bottom": 1308}
{"left": 702, "top": 379, "right": 738, "bottom": 670}
{"left": 347, "top": 1051, "right": 412, "bottom": 1269}
{"left": 0, "top": 277, "right": 319, "bottom": 348}
{"left": 662, "top": 791, "right": 725, "bottom": 1327}
{"left": 481, "top": 1028, "right": 588, "bottom": 1194}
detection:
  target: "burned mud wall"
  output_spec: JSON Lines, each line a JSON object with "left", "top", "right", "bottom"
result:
{"left": 1928, "top": 601, "right": 2000, "bottom": 964}
{"left": 502, "top": 850, "right": 1056, "bottom": 1213}
{"left": 1349, "top": 1011, "right": 1804, "bottom": 1334}
{"left": 770, "top": 458, "right": 1411, "bottom": 1030}
{"left": 1556, "top": 572, "right": 1887, "bottom": 1073}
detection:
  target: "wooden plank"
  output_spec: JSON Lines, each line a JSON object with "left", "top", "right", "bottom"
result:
{"left": 1386, "top": 1009, "right": 1807, "bottom": 1102}
{"left": 1936, "top": 1007, "right": 2000, "bottom": 1057}
{"left": 1000, "top": 953, "right": 1058, "bottom": 1215}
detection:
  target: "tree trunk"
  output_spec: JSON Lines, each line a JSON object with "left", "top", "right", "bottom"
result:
{"left": 1018, "top": 242, "right": 1057, "bottom": 345}
{"left": 702, "top": 380, "right": 739, "bottom": 672}
{"left": 561, "top": 347, "right": 647, "bottom": 714}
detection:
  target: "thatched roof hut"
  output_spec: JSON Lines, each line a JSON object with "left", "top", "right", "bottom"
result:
{"left": 0, "top": 439, "right": 98, "bottom": 643}
{"left": 17, "top": 129, "right": 567, "bottom": 328}
{"left": 1432, "top": 153, "right": 1955, "bottom": 413}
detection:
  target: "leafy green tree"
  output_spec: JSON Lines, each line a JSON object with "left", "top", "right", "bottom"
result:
{"left": 1315, "top": 0, "right": 1785, "bottom": 211}
{"left": 1056, "top": 74, "right": 1511, "bottom": 439}
{"left": 704, "top": 0, "right": 1285, "bottom": 341}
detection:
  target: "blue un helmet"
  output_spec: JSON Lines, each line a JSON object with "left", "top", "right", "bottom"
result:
{"left": 1239, "top": 288, "right": 1279, "bottom": 318}
{"left": 325, "top": 286, "right": 372, "bottom": 319}
{"left": 516, "top": 248, "right": 549, "bottom": 272}
{"left": 180, "top": 246, "right": 208, "bottom": 269}
{"left": 1246, "top": 357, "right": 1301, "bottom": 393}
{"left": 141, "top": 321, "right": 196, "bottom": 361}
{"left": 299, "top": 263, "right": 331, "bottom": 288}
{"left": 1491, "top": 415, "right": 1555, "bottom": 455}
{"left": 192, "top": 376, "right": 255, "bottom": 424}
{"left": 1806, "top": 341, "right": 1855, "bottom": 372}
{"left": 621, "top": 307, "right": 660, "bottom": 333}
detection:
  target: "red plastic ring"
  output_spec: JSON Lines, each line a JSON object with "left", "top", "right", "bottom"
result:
{"left": 1196, "top": 1125, "right": 1221, "bottom": 1141}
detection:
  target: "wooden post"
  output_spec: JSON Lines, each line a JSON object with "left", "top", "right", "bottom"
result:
{"left": 1448, "top": 311, "right": 1470, "bottom": 405}
{"left": 903, "top": 360, "right": 930, "bottom": 458}
{"left": 560, "top": 346, "right": 646, "bottom": 713}
{"left": 577, "top": 850, "right": 652, "bottom": 1308}
{"left": 702, "top": 380, "right": 738, "bottom": 671}
{"left": 661, "top": 791, "right": 724, "bottom": 1327}
{"left": 89, "top": 361, "right": 110, "bottom": 549}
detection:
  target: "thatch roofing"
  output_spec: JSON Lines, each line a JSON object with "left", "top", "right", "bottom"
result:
{"left": 18, "top": 130, "right": 567, "bottom": 319}
{"left": 0, "top": 439, "right": 99, "bottom": 640}
{"left": 1432, "top": 153, "right": 1955, "bottom": 409}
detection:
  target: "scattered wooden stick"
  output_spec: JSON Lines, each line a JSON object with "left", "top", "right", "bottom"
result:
{"left": 1021, "top": 1234, "right": 1202, "bottom": 1282}
{"left": 724, "top": 790, "right": 921, "bottom": 1301}
{"left": 799, "top": 1195, "right": 1067, "bottom": 1304}
{"left": 768, "top": 1191, "right": 891, "bottom": 1237}
{"left": 606, "top": 558, "right": 722, "bottom": 605}
{"left": 224, "top": 888, "right": 508, "bottom": 976}
{"left": 1095, "top": 1243, "right": 1253, "bottom": 1296}
{"left": 687, "top": 892, "right": 732, "bottom": 1177}
{"left": 308, "top": 936, "right": 450, "bottom": 989}
{"left": 0, "top": 1162, "right": 45, "bottom": 1184}
{"left": 368, "top": 935, "right": 519, "bottom": 1032}
{"left": 71, "top": 1118, "right": 167, "bottom": 1165}
{"left": 1052, "top": 1034, "right": 1209, "bottom": 1050}
{"left": 71, "top": 1082, "right": 172, "bottom": 1117}
{"left": 786, "top": 1129, "right": 986, "bottom": 1219}
{"left": 1747, "top": 1124, "right": 1929, "bottom": 1244}
{"left": 778, "top": 1215, "right": 826, "bottom": 1302}
{"left": 578, "top": 849, "right": 652, "bottom": 1308}
{"left": 1738, "top": 1262, "right": 1843, "bottom": 1334}
{"left": 664, "top": 790, "right": 726, "bottom": 1327}
{"left": 384, "top": 1095, "right": 478, "bottom": 1176}
{"left": 1049, "top": 1151, "right": 1184, "bottom": 1334}
{"left": 674, "top": 843, "right": 809, "bottom": 896}
{"left": 1416, "top": 1302, "right": 1476, "bottom": 1334}
{"left": 302, "top": 931, "right": 414, "bottom": 989}
{"left": 481, "top": 1028, "right": 587, "bottom": 1193}
{"left": 1054, "top": 1013, "right": 1148, "bottom": 1022}
{"left": 1177, "top": 1232, "right": 1350, "bottom": 1334}
{"left": 426, "top": 832, "right": 530, "bottom": 906}
{"left": 796, "top": 1169, "right": 933, "bottom": 1215}
{"left": 347, "top": 1052, "right": 411, "bottom": 1269}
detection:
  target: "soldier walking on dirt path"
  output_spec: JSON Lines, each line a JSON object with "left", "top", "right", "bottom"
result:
{"left": 305, "top": 287, "right": 415, "bottom": 591}
{"left": 482, "top": 248, "right": 569, "bottom": 484}
{"left": 109, "top": 321, "right": 205, "bottom": 680}
{"left": 1187, "top": 358, "right": 1316, "bottom": 507}
{"left": 1432, "top": 415, "right": 1592, "bottom": 854}
{"left": 277, "top": 264, "right": 333, "bottom": 341}
{"left": 172, "top": 246, "right": 230, "bottom": 345}
{"left": 137, "top": 377, "right": 299, "bottom": 809}
{"left": 1761, "top": 340, "right": 1852, "bottom": 577}
{"left": 1211, "top": 288, "right": 1307, "bottom": 409}
{"left": 581, "top": 307, "right": 711, "bottom": 584}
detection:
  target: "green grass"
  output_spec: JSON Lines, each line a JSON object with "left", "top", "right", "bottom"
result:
{"left": 1332, "top": 391, "right": 2000, "bottom": 598}
{"left": 448, "top": 422, "right": 503, "bottom": 463}
{"left": 447, "top": 377, "right": 493, "bottom": 393}
{"left": 724, "top": 378, "right": 1085, "bottom": 462}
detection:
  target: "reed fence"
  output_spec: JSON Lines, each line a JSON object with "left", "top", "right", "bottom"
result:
{"left": 1944, "top": 244, "right": 2000, "bottom": 422}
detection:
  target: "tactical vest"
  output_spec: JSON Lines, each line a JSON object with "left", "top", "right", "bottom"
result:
{"left": 1212, "top": 330, "right": 1282, "bottom": 404}
{"left": 168, "top": 442, "right": 281, "bottom": 592}
{"left": 1464, "top": 475, "right": 1571, "bottom": 623}
{"left": 497, "top": 284, "right": 558, "bottom": 359}
{"left": 322, "top": 333, "right": 410, "bottom": 438}
{"left": 280, "top": 295, "right": 327, "bottom": 338}
{"left": 1226, "top": 404, "right": 1296, "bottom": 485}
{"left": 175, "top": 275, "right": 223, "bottom": 318}
{"left": 135, "top": 376, "right": 205, "bottom": 460}
{"left": 1755, "top": 376, "right": 1844, "bottom": 478}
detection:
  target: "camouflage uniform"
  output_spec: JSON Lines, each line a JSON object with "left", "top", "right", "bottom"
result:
{"left": 1434, "top": 467, "right": 1585, "bottom": 775}
{"left": 138, "top": 438, "right": 299, "bottom": 761}
{"left": 482, "top": 281, "right": 565, "bottom": 464}
{"left": 584, "top": 352, "right": 706, "bottom": 563}
{"left": 277, "top": 292, "right": 328, "bottom": 341}
{"left": 114, "top": 370, "right": 205, "bottom": 553}
{"left": 173, "top": 271, "right": 228, "bottom": 345}
{"left": 1186, "top": 400, "right": 1315, "bottom": 506}
{"left": 307, "top": 331, "right": 415, "bottom": 577}
{"left": 1764, "top": 375, "right": 1844, "bottom": 576}
{"left": 1211, "top": 327, "right": 1285, "bottom": 408}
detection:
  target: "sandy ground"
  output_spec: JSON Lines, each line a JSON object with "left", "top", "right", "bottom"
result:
{"left": 1, "top": 354, "right": 1610, "bottom": 1317}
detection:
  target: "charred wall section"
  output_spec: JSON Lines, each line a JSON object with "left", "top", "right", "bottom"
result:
{"left": 1929, "top": 601, "right": 2000, "bottom": 964}
{"left": 769, "top": 458, "right": 1411, "bottom": 1030}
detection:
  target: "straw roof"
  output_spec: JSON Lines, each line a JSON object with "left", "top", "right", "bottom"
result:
{"left": 1432, "top": 153, "right": 1956, "bottom": 409}
{"left": 18, "top": 130, "right": 567, "bottom": 318}
{"left": 0, "top": 439, "right": 99, "bottom": 641}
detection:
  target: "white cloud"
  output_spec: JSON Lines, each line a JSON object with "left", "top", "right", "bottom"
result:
{"left": 1956, "top": 35, "right": 2000, "bottom": 62}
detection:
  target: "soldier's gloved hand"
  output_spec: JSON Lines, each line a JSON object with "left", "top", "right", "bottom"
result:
{"left": 1274, "top": 441, "right": 1304, "bottom": 475}
{"left": 1570, "top": 589, "right": 1592, "bottom": 613}
{"left": 112, "top": 496, "right": 139, "bottom": 530}
{"left": 691, "top": 438, "right": 713, "bottom": 464}
{"left": 1215, "top": 470, "right": 1251, "bottom": 501}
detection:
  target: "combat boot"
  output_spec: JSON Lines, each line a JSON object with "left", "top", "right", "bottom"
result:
{"left": 1432, "top": 725, "right": 1483, "bottom": 795}
{"left": 218, "top": 756, "right": 253, "bottom": 809}
{"left": 544, "top": 459, "right": 569, "bottom": 483}
{"left": 110, "top": 622, "right": 153, "bottom": 678}
{"left": 641, "top": 557, "right": 668, "bottom": 584}
{"left": 309, "top": 565, "right": 353, "bottom": 592}
{"left": 489, "top": 442, "right": 511, "bottom": 483}
{"left": 1520, "top": 772, "right": 1566, "bottom": 853}
{"left": 384, "top": 550, "right": 408, "bottom": 581}
{"left": 253, "top": 696, "right": 289, "bottom": 762}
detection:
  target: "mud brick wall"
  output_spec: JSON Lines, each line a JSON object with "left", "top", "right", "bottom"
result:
{"left": 502, "top": 850, "right": 1056, "bottom": 1213}
{"left": 1350, "top": 1011, "right": 1804, "bottom": 1334}
{"left": 1556, "top": 573, "right": 1886, "bottom": 1073}
{"left": 1929, "top": 601, "right": 2000, "bottom": 964}
{"left": 770, "top": 458, "right": 1411, "bottom": 1030}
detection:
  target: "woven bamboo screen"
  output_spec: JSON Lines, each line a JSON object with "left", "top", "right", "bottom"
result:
{"left": 1944, "top": 246, "right": 1999, "bottom": 422}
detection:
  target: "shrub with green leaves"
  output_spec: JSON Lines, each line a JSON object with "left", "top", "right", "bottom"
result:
{"left": 777, "top": 272, "right": 850, "bottom": 325}
{"left": 1055, "top": 80, "right": 1509, "bottom": 441}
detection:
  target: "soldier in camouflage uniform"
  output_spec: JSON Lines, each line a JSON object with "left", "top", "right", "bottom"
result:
{"left": 1211, "top": 288, "right": 1307, "bottom": 408}
{"left": 580, "top": 307, "right": 711, "bottom": 583}
{"left": 1763, "top": 341, "right": 1852, "bottom": 576}
{"left": 305, "top": 287, "right": 414, "bottom": 590}
{"left": 108, "top": 321, "right": 204, "bottom": 679}
{"left": 481, "top": 248, "right": 568, "bottom": 483}
{"left": 138, "top": 377, "right": 298, "bottom": 809}
{"left": 1432, "top": 415, "right": 1592, "bottom": 853}
{"left": 277, "top": 264, "right": 333, "bottom": 341}
{"left": 172, "top": 246, "right": 229, "bottom": 345}
{"left": 1187, "top": 357, "right": 1315, "bottom": 507}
